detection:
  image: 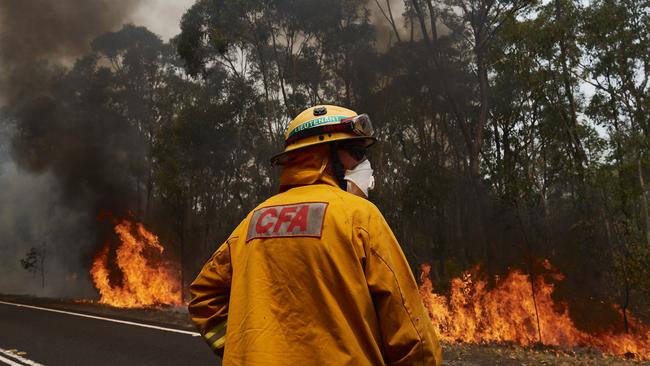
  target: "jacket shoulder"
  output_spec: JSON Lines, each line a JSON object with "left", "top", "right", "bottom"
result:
{"left": 247, "top": 184, "right": 385, "bottom": 226}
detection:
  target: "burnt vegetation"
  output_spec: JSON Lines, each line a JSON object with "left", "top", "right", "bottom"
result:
{"left": 0, "top": 0, "right": 649, "bottom": 337}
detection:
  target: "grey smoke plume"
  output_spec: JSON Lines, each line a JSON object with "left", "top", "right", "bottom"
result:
{"left": 0, "top": 124, "right": 97, "bottom": 297}
{"left": 0, "top": 0, "right": 141, "bottom": 102}
{"left": 0, "top": 0, "right": 144, "bottom": 297}
{"left": 367, "top": 0, "right": 408, "bottom": 50}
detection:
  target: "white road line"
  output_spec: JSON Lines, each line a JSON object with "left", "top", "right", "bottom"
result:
{"left": 0, "top": 301, "right": 200, "bottom": 337}
{"left": 0, "top": 348, "right": 44, "bottom": 366}
{"left": 0, "top": 354, "right": 22, "bottom": 366}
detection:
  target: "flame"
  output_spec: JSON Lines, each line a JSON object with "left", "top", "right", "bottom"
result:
{"left": 420, "top": 262, "right": 650, "bottom": 360}
{"left": 90, "top": 219, "right": 181, "bottom": 308}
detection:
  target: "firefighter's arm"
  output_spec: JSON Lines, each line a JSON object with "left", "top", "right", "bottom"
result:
{"left": 188, "top": 240, "right": 232, "bottom": 357}
{"left": 364, "top": 212, "right": 442, "bottom": 366}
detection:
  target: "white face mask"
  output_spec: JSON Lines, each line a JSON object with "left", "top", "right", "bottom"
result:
{"left": 344, "top": 159, "right": 375, "bottom": 197}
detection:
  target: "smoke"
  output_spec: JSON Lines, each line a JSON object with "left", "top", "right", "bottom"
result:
{"left": 0, "top": 0, "right": 143, "bottom": 102}
{"left": 367, "top": 0, "right": 452, "bottom": 52}
{"left": 367, "top": 0, "right": 408, "bottom": 51}
{"left": 0, "top": 120, "right": 98, "bottom": 297}
{"left": 0, "top": 0, "right": 146, "bottom": 297}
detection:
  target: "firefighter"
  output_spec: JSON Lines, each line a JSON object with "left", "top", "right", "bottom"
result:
{"left": 188, "top": 105, "right": 442, "bottom": 365}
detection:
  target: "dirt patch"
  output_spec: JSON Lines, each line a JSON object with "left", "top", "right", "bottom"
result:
{"left": 443, "top": 342, "right": 649, "bottom": 365}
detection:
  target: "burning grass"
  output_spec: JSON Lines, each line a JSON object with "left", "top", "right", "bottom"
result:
{"left": 420, "top": 261, "right": 650, "bottom": 361}
{"left": 90, "top": 219, "right": 181, "bottom": 308}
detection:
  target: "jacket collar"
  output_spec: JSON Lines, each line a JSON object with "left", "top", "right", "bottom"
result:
{"left": 279, "top": 144, "right": 339, "bottom": 192}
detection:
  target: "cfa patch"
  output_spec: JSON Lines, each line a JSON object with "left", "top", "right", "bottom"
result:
{"left": 246, "top": 202, "right": 328, "bottom": 242}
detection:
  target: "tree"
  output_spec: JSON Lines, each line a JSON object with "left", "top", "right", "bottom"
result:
{"left": 20, "top": 246, "right": 46, "bottom": 288}
{"left": 91, "top": 24, "right": 177, "bottom": 218}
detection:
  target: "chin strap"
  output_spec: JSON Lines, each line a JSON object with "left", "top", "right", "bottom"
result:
{"left": 329, "top": 143, "right": 347, "bottom": 190}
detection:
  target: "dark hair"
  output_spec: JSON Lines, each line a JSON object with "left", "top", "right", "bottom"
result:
{"left": 339, "top": 142, "right": 367, "bottom": 161}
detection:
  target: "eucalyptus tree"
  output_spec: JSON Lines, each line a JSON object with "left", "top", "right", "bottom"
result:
{"left": 582, "top": 0, "right": 650, "bottom": 324}
{"left": 583, "top": 0, "right": 650, "bottom": 245}
{"left": 91, "top": 24, "right": 178, "bottom": 217}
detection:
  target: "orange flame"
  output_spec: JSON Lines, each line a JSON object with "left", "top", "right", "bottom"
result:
{"left": 420, "top": 262, "right": 650, "bottom": 360}
{"left": 90, "top": 219, "right": 181, "bottom": 308}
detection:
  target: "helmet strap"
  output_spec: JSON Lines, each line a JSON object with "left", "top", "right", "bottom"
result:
{"left": 329, "top": 143, "right": 347, "bottom": 190}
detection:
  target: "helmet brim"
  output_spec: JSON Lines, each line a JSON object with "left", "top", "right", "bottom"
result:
{"left": 270, "top": 136, "right": 376, "bottom": 165}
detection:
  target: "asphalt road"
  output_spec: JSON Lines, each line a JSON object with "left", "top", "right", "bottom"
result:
{"left": 0, "top": 301, "right": 220, "bottom": 366}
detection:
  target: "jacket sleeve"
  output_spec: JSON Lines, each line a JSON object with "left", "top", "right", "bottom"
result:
{"left": 364, "top": 211, "right": 442, "bottom": 366}
{"left": 188, "top": 239, "right": 233, "bottom": 357}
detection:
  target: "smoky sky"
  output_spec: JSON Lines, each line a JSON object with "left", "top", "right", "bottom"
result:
{"left": 0, "top": 0, "right": 147, "bottom": 297}
{"left": 0, "top": 0, "right": 148, "bottom": 211}
{"left": 0, "top": 0, "right": 144, "bottom": 102}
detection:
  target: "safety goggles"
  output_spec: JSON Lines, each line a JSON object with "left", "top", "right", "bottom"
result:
{"left": 285, "top": 113, "right": 374, "bottom": 147}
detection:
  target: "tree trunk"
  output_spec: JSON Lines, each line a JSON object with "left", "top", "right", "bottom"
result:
{"left": 555, "top": 0, "right": 586, "bottom": 181}
{"left": 41, "top": 255, "right": 45, "bottom": 289}
{"left": 472, "top": 40, "right": 489, "bottom": 177}
{"left": 638, "top": 157, "right": 650, "bottom": 246}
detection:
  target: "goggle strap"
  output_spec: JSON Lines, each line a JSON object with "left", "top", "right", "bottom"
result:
{"left": 285, "top": 122, "right": 355, "bottom": 147}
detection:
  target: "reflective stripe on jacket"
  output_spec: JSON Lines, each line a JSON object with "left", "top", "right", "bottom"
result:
{"left": 189, "top": 147, "right": 442, "bottom": 365}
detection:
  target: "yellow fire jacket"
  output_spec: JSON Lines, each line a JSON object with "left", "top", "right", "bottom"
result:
{"left": 189, "top": 146, "right": 441, "bottom": 365}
